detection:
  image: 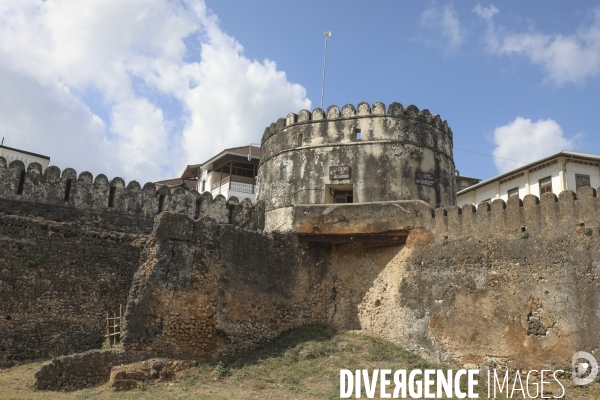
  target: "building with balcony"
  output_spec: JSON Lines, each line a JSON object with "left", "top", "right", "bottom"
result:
{"left": 457, "top": 150, "right": 600, "bottom": 207}
{"left": 156, "top": 145, "right": 260, "bottom": 202}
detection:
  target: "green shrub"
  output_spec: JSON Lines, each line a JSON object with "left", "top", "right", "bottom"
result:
{"left": 214, "top": 361, "right": 228, "bottom": 379}
{"left": 584, "top": 228, "right": 593, "bottom": 236}
{"left": 521, "top": 232, "right": 529, "bottom": 239}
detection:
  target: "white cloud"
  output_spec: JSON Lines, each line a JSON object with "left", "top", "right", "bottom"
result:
{"left": 0, "top": 0, "right": 310, "bottom": 183}
{"left": 420, "top": 4, "right": 465, "bottom": 53}
{"left": 472, "top": 4, "right": 498, "bottom": 22}
{"left": 492, "top": 117, "right": 575, "bottom": 173}
{"left": 474, "top": 5, "right": 600, "bottom": 85}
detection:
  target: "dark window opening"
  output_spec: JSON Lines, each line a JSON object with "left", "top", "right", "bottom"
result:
{"left": 355, "top": 129, "right": 362, "bottom": 140}
{"left": 576, "top": 174, "right": 590, "bottom": 193}
{"left": 539, "top": 177, "right": 552, "bottom": 195}
{"left": 158, "top": 194, "right": 166, "bottom": 213}
{"left": 333, "top": 190, "right": 353, "bottom": 204}
{"left": 16, "top": 170, "right": 25, "bottom": 195}
{"left": 64, "top": 179, "right": 72, "bottom": 201}
{"left": 201, "top": 180, "right": 206, "bottom": 192}
{"left": 108, "top": 187, "right": 116, "bottom": 208}
{"left": 194, "top": 199, "right": 201, "bottom": 219}
{"left": 298, "top": 134, "right": 303, "bottom": 147}
{"left": 508, "top": 187, "right": 519, "bottom": 198}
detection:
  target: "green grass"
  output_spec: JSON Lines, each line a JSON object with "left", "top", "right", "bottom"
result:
{"left": 1, "top": 324, "right": 598, "bottom": 399}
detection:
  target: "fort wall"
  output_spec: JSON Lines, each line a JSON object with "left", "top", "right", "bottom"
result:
{"left": 0, "top": 159, "right": 263, "bottom": 364}
{"left": 6, "top": 147, "right": 600, "bottom": 379}
{"left": 0, "top": 158, "right": 264, "bottom": 229}
{"left": 0, "top": 212, "right": 144, "bottom": 364}
{"left": 120, "top": 187, "right": 600, "bottom": 373}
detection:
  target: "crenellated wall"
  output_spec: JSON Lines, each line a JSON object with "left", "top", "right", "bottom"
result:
{"left": 10, "top": 139, "right": 600, "bottom": 382}
{"left": 0, "top": 158, "right": 264, "bottom": 229}
{"left": 354, "top": 186, "right": 600, "bottom": 371}
{"left": 0, "top": 159, "right": 264, "bottom": 365}
{"left": 427, "top": 186, "right": 600, "bottom": 241}
{"left": 118, "top": 186, "right": 600, "bottom": 374}
{"left": 257, "top": 102, "right": 457, "bottom": 231}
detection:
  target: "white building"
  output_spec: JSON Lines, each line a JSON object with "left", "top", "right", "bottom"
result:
{"left": 156, "top": 145, "right": 260, "bottom": 202}
{"left": 457, "top": 150, "right": 600, "bottom": 207}
{"left": 0, "top": 144, "right": 50, "bottom": 171}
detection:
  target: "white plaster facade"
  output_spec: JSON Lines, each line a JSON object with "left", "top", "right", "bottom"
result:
{"left": 0, "top": 145, "right": 50, "bottom": 171}
{"left": 457, "top": 151, "right": 600, "bottom": 207}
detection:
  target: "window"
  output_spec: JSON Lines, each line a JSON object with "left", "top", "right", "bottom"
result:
{"left": 194, "top": 199, "right": 201, "bottom": 219}
{"left": 64, "top": 179, "right": 72, "bottom": 201}
{"left": 508, "top": 187, "right": 519, "bottom": 198}
{"left": 334, "top": 190, "right": 353, "bottom": 203}
{"left": 16, "top": 170, "right": 25, "bottom": 195}
{"left": 355, "top": 129, "right": 362, "bottom": 140}
{"left": 481, "top": 198, "right": 491, "bottom": 204}
{"left": 298, "top": 134, "right": 303, "bottom": 147}
{"left": 158, "top": 194, "right": 166, "bottom": 213}
{"left": 108, "top": 186, "right": 116, "bottom": 208}
{"left": 201, "top": 180, "right": 206, "bottom": 192}
{"left": 576, "top": 174, "right": 590, "bottom": 193}
{"left": 539, "top": 177, "right": 552, "bottom": 195}
{"left": 326, "top": 184, "right": 354, "bottom": 204}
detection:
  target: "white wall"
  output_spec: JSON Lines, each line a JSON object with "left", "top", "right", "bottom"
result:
{"left": 0, "top": 147, "right": 49, "bottom": 171}
{"left": 456, "top": 157, "right": 599, "bottom": 207}
{"left": 565, "top": 163, "right": 600, "bottom": 194}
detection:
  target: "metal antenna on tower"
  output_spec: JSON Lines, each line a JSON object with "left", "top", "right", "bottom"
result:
{"left": 320, "top": 31, "right": 331, "bottom": 110}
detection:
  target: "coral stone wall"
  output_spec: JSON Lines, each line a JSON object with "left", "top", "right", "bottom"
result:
{"left": 0, "top": 211, "right": 146, "bottom": 364}
{"left": 122, "top": 213, "right": 332, "bottom": 357}
{"left": 124, "top": 188, "right": 600, "bottom": 373}
{"left": 0, "top": 158, "right": 263, "bottom": 364}
{"left": 257, "top": 102, "right": 456, "bottom": 216}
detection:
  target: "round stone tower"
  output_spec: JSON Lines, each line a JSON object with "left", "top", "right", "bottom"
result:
{"left": 257, "top": 101, "right": 456, "bottom": 227}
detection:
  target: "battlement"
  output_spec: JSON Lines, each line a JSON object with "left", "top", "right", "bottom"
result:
{"left": 429, "top": 186, "right": 600, "bottom": 241}
{"left": 0, "top": 158, "right": 263, "bottom": 229}
{"left": 263, "top": 101, "right": 452, "bottom": 139}
{"left": 259, "top": 101, "right": 454, "bottom": 173}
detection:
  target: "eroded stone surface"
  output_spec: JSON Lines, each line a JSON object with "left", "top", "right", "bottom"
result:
{"left": 34, "top": 349, "right": 155, "bottom": 391}
{"left": 110, "top": 358, "right": 196, "bottom": 391}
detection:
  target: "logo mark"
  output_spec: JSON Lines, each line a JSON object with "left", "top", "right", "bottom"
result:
{"left": 572, "top": 351, "right": 598, "bottom": 385}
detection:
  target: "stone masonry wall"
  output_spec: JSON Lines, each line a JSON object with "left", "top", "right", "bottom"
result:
{"left": 0, "top": 211, "right": 145, "bottom": 364}
{"left": 0, "top": 157, "right": 264, "bottom": 228}
{"left": 122, "top": 187, "right": 600, "bottom": 374}
{"left": 0, "top": 158, "right": 264, "bottom": 365}
{"left": 357, "top": 187, "right": 600, "bottom": 371}
{"left": 122, "top": 213, "right": 332, "bottom": 357}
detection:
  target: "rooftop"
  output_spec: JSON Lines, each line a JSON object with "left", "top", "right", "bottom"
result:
{"left": 0, "top": 144, "right": 50, "bottom": 161}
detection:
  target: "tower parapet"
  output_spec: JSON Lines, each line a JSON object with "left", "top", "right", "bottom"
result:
{"left": 257, "top": 101, "right": 456, "bottom": 231}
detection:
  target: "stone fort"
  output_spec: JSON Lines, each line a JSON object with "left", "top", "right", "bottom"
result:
{"left": 1, "top": 102, "right": 599, "bottom": 390}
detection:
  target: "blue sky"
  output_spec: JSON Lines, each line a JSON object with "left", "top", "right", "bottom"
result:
{"left": 1, "top": 1, "right": 599, "bottom": 184}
